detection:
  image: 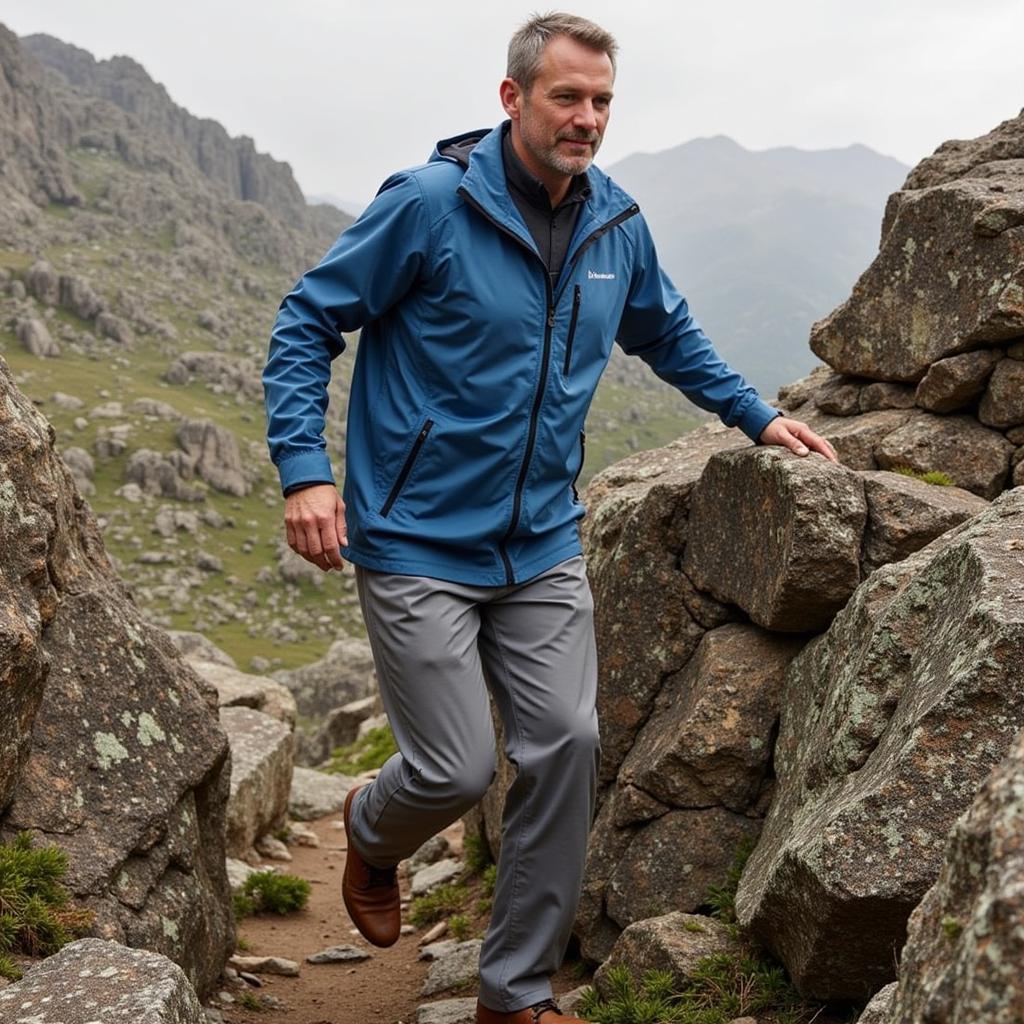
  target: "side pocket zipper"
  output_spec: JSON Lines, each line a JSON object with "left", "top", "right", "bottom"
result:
{"left": 571, "top": 429, "right": 586, "bottom": 503}
{"left": 380, "top": 419, "right": 434, "bottom": 517}
{"left": 562, "top": 284, "right": 582, "bottom": 377}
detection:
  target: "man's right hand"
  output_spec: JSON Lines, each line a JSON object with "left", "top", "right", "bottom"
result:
{"left": 284, "top": 484, "right": 348, "bottom": 571}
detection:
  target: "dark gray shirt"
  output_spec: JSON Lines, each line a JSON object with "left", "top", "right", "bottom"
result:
{"left": 500, "top": 124, "right": 591, "bottom": 289}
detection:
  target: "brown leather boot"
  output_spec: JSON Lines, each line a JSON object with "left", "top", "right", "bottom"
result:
{"left": 342, "top": 783, "right": 401, "bottom": 947}
{"left": 476, "top": 997, "right": 588, "bottom": 1024}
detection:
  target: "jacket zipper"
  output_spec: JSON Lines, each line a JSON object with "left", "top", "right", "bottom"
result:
{"left": 380, "top": 419, "right": 434, "bottom": 517}
{"left": 458, "top": 187, "right": 639, "bottom": 584}
{"left": 571, "top": 430, "right": 586, "bottom": 503}
{"left": 562, "top": 285, "right": 582, "bottom": 377}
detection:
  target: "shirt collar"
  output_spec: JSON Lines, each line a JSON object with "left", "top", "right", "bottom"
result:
{"left": 501, "top": 123, "right": 591, "bottom": 213}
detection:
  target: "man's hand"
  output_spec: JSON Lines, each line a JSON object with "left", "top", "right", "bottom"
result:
{"left": 284, "top": 484, "right": 348, "bottom": 571}
{"left": 758, "top": 416, "right": 839, "bottom": 464}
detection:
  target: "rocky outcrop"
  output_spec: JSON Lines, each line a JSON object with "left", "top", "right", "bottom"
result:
{"left": 0, "top": 355, "right": 233, "bottom": 997}
{"left": 0, "top": 938, "right": 205, "bottom": 1022}
{"left": 191, "top": 659, "right": 297, "bottom": 728}
{"left": 887, "top": 725, "right": 1024, "bottom": 1023}
{"left": 176, "top": 419, "right": 249, "bottom": 497}
{"left": 734, "top": 488, "right": 1024, "bottom": 1000}
{"left": 273, "top": 637, "right": 378, "bottom": 720}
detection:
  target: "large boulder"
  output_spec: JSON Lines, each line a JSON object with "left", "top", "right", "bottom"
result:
{"left": 0, "top": 937, "right": 205, "bottom": 1023}
{"left": 191, "top": 659, "right": 297, "bottom": 729}
{"left": 809, "top": 109, "right": 1024, "bottom": 381}
{"left": 0, "top": 356, "right": 233, "bottom": 997}
{"left": 683, "top": 447, "right": 867, "bottom": 632}
{"left": 272, "top": 636, "right": 378, "bottom": 720}
{"left": 176, "top": 419, "right": 249, "bottom": 497}
{"left": 734, "top": 488, "right": 1024, "bottom": 1001}
{"left": 888, "top": 726, "right": 1024, "bottom": 1023}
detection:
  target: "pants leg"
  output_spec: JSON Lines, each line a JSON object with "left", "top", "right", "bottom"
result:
{"left": 349, "top": 556, "right": 600, "bottom": 1013}
{"left": 476, "top": 556, "right": 600, "bottom": 1011}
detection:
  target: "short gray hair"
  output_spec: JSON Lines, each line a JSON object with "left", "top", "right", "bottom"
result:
{"left": 507, "top": 12, "right": 618, "bottom": 92}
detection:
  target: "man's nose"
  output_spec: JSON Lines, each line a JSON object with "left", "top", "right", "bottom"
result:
{"left": 573, "top": 101, "right": 599, "bottom": 131}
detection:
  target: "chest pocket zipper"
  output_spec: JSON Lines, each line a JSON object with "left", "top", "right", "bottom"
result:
{"left": 563, "top": 285, "right": 582, "bottom": 377}
{"left": 571, "top": 430, "right": 586, "bottom": 503}
{"left": 380, "top": 419, "right": 434, "bottom": 517}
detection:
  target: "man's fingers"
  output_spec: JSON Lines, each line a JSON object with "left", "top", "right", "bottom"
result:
{"left": 319, "top": 520, "right": 344, "bottom": 570}
{"left": 336, "top": 496, "right": 349, "bottom": 549}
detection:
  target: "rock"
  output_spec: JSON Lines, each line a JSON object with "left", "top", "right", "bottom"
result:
{"left": 191, "top": 660, "right": 297, "bottom": 728}
{"left": 225, "top": 857, "right": 257, "bottom": 893}
{"left": 357, "top": 711, "right": 389, "bottom": 738}
{"left": 604, "top": 808, "right": 761, "bottom": 928}
{"left": 419, "top": 939, "right": 458, "bottom": 961}
{"left": 61, "top": 444, "right": 95, "bottom": 495}
{"left": 813, "top": 373, "right": 863, "bottom": 415}
{"left": 683, "top": 447, "right": 867, "bottom": 632}
{"left": 859, "top": 470, "right": 989, "bottom": 574}
{"left": 978, "top": 357, "right": 1024, "bottom": 428}
{"left": 296, "top": 693, "right": 384, "bottom": 767}
{"left": 859, "top": 983, "right": 897, "bottom": 1023}
{"left": 17, "top": 316, "right": 61, "bottom": 357}
{"left": 227, "top": 955, "right": 299, "bottom": 977}
{"left": 0, "top": 359, "right": 232, "bottom": 998}
{"left": 411, "top": 858, "right": 463, "bottom": 896}
{"left": 557, "top": 986, "right": 592, "bottom": 1016}
{"left": 734, "top": 489, "right": 1024, "bottom": 1001}
{"left": 52, "top": 390, "right": 85, "bottom": 410}
{"left": 168, "top": 631, "right": 237, "bottom": 668}
{"left": 859, "top": 381, "right": 917, "bottom": 412}
{"left": 96, "top": 310, "right": 135, "bottom": 345}
{"left": 220, "top": 707, "right": 294, "bottom": 859}
{"left": 306, "top": 944, "right": 371, "bottom": 964}
{"left": 154, "top": 507, "right": 201, "bottom": 537}
{"left": 618, "top": 624, "right": 804, "bottom": 812}
{"left": 254, "top": 834, "right": 292, "bottom": 861}
{"left": 94, "top": 423, "right": 133, "bottom": 459}
{"left": 59, "top": 273, "right": 104, "bottom": 320}
{"left": 283, "top": 820, "right": 319, "bottom": 846}
{"left": 875, "top": 412, "right": 1013, "bottom": 499}
{"left": 177, "top": 419, "right": 249, "bottom": 496}
{"left": 790, "top": 407, "right": 916, "bottom": 471}
{"left": 421, "top": 939, "right": 483, "bottom": 996}
{"left": 580, "top": 422, "right": 747, "bottom": 783}
{"left": 406, "top": 833, "right": 453, "bottom": 874}
{"left": 163, "top": 351, "right": 264, "bottom": 401}
{"left": 89, "top": 400, "right": 125, "bottom": 419}
{"left": 124, "top": 448, "right": 205, "bottom": 501}
{"left": 889, "top": 726, "right": 1024, "bottom": 1024}
{"left": 416, "top": 997, "right": 478, "bottom": 1024}
{"left": 273, "top": 637, "right": 378, "bottom": 719}
{"left": 131, "top": 397, "right": 184, "bottom": 420}
{"left": 593, "top": 912, "right": 741, "bottom": 998}
{"left": 25, "top": 259, "right": 59, "bottom": 304}
{"left": 914, "top": 349, "right": 1000, "bottom": 412}
{"left": 776, "top": 364, "right": 833, "bottom": 411}
{"left": 289, "top": 765, "right": 356, "bottom": 821}
{"left": 0, "top": 938, "right": 205, "bottom": 1023}
{"left": 810, "top": 122, "right": 1024, "bottom": 380}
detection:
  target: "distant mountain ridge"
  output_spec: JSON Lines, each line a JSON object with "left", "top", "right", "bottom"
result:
{"left": 605, "top": 134, "right": 909, "bottom": 395}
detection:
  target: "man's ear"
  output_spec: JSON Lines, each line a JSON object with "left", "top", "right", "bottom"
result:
{"left": 499, "top": 77, "right": 523, "bottom": 122}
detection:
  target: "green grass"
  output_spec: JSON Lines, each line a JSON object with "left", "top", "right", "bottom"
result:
{"left": 322, "top": 725, "right": 398, "bottom": 776}
{"left": 409, "top": 883, "right": 470, "bottom": 927}
{"left": 448, "top": 913, "right": 472, "bottom": 941}
{"left": 462, "top": 831, "right": 494, "bottom": 874}
{"left": 0, "top": 831, "right": 95, "bottom": 980}
{"left": 232, "top": 870, "right": 310, "bottom": 918}
{"left": 236, "top": 990, "right": 265, "bottom": 1011}
{"left": 891, "top": 465, "right": 955, "bottom": 486}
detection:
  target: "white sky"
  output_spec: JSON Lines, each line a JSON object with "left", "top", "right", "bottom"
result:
{"left": 4, "top": 1, "right": 1022, "bottom": 204}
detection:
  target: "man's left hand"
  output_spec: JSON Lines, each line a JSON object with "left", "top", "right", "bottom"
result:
{"left": 758, "top": 416, "right": 839, "bottom": 464}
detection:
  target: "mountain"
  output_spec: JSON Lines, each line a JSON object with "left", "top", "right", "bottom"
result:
{"left": 605, "top": 135, "right": 909, "bottom": 395}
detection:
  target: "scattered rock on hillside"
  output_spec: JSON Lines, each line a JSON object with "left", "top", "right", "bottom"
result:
{"left": 16, "top": 316, "right": 60, "bottom": 356}
{"left": 177, "top": 419, "right": 249, "bottom": 497}
{"left": 273, "top": 637, "right": 378, "bottom": 719}
{"left": 193, "top": 660, "right": 297, "bottom": 728}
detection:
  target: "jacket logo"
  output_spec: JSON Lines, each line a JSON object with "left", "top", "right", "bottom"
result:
{"left": 587, "top": 270, "right": 616, "bottom": 280}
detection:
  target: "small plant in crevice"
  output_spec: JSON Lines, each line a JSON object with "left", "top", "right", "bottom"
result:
{"left": 891, "top": 465, "right": 954, "bottom": 486}
{"left": 0, "top": 831, "right": 96, "bottom": 981}
{"left": 322, "top": 726, "right": 399, "bottom": 776}
{"left": 703, "top": 835, "right": 756, "bottom": 935}
{"left": 232, "top": 870, "right": 310, "bottom": 918}
{"left": 462, "top": 831, "right": 494, "bottom": 874}
{"left": 409, "top": 883, "right": 469, "bottom": 927}
{"left": 480, "top": 863, "right": 498, "bottom": 898}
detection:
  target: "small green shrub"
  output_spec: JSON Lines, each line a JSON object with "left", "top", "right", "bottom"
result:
{"left": 704, "top": 836, "right": 756, "bottom": 927}
{"left": 448, "top": 913, "right": 472, "bottom": 941}
{"left": 0, "top": 831, "right": 95, "bottom": 980}
{"left": 462, "top": 832, "right": 493, "bottom": 874}
{"left": 237, "top": 989, "right": 265, "bottom": 1011}
{"left": 233, "top": 871, "right": 310, "bottom": 918}
{"left": 941, "top": 915, "right": 963, "bottom": 941}
{"left": 410, "top": 883, "right": 468, "bottom": 927}
{"left": 892, "top": 465, "right": 954, "bottom": 486}
{"left": 323, "top": 726, "right": 398, "bottom": 776}
{"left": 480, "top": 863, "right": 498, "bottom": 898}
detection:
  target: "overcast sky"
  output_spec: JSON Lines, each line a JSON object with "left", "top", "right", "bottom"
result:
{"left": 4, "top": 1, "right": 1022, "bottom": 205}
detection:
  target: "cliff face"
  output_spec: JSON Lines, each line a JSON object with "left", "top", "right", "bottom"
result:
{"left": 23, "top": 33, "right": 312, "bottom": 229}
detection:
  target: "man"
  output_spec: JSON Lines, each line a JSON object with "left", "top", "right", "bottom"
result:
{"left": 263, "top": 12, "right": 837, "bottom": 1023}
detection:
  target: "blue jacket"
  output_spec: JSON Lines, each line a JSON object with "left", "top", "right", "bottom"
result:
{"left": 263, "top": 123, "right": 781, "bottom": 586}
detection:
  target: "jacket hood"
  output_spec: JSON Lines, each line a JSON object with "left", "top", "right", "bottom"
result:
{"left": 431, "top": 127, "right": 492, "bottom": 168}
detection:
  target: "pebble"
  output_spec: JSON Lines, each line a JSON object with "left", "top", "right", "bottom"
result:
{"left": 306, "top": 944, "right": 372, "bottom": 964}
{"left": 228, "top": 955, "right": 300, "bottom": 977}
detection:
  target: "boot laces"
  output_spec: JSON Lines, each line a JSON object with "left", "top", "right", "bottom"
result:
{"left": 530, "top": 999, "right": 563, "bottom": 1022}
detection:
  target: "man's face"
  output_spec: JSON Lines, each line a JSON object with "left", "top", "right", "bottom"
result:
{"left": 505, "top": 34, "right": 614, "bottom": 184}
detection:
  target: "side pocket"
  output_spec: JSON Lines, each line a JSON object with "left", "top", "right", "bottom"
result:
{"left": 571, "top": 429, "right": 586, "bottom": 504}
{"left": 562, "top": 284, "right": 582, "bottom": 377}
{"left": 380, "top": 418, "right": 435, "bottom": 517}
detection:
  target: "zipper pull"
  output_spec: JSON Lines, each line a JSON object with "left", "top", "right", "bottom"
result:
{"left": 547, "top": 307, "right": 556, "bottom": 328}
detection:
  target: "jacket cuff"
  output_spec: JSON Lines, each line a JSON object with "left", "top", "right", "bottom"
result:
{"left": 277, "top": 450, "right": 336, "bottom": 495}
{"left": 738, "top": 400, "right": 783, "bottom": 444}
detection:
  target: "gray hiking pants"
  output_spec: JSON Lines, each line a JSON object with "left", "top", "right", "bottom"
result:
{"left": 347, "top": 554, "right": 600, "bottom": 1012}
